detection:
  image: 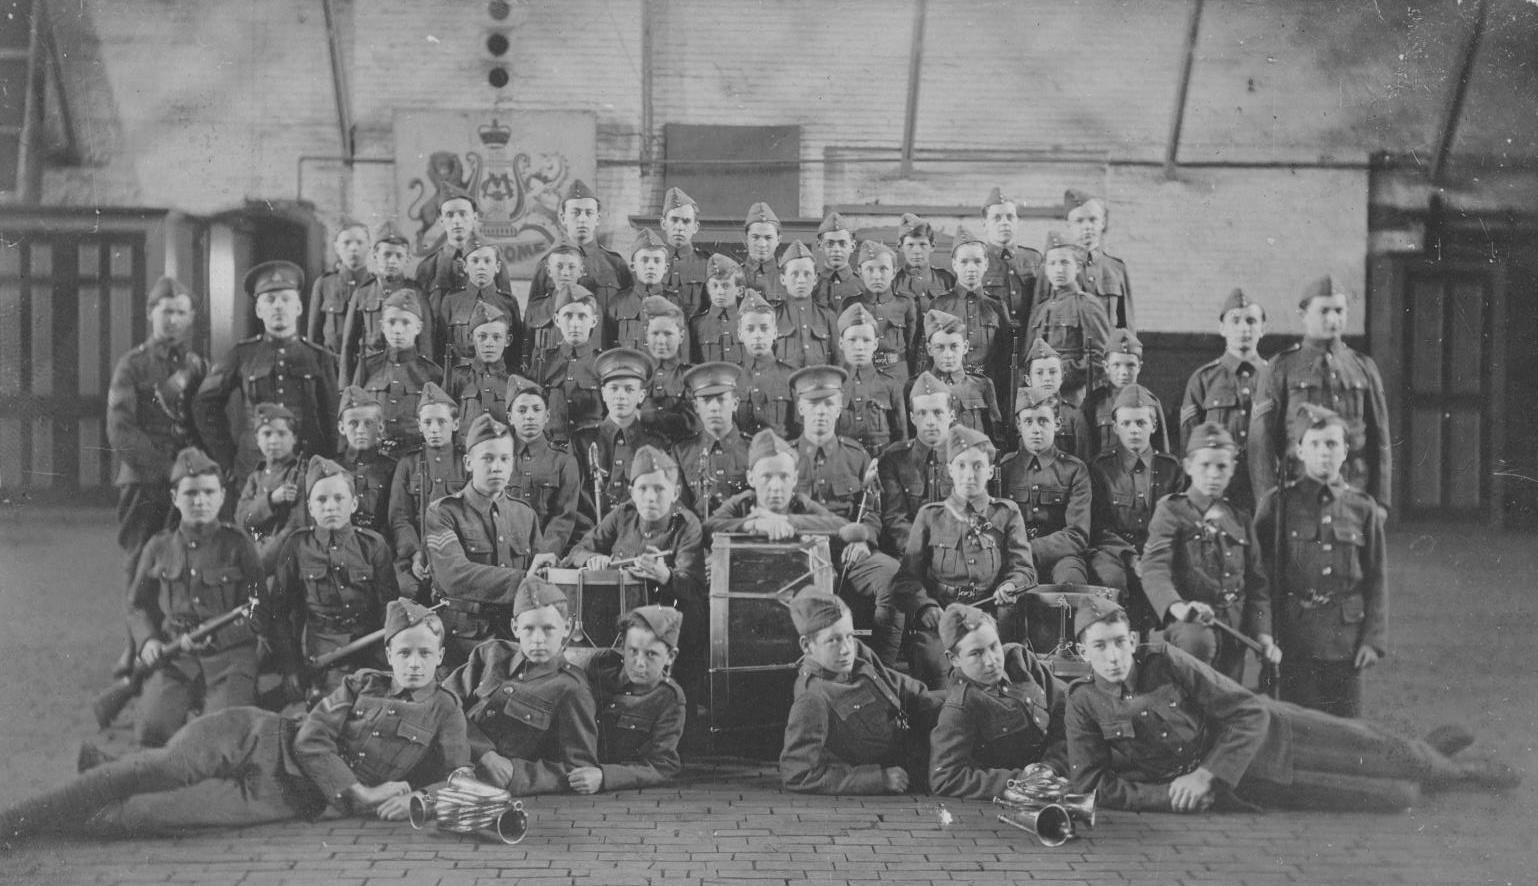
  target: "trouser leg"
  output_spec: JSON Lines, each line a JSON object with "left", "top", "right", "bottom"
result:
{"left": 1085, "top": 550, "right": 1127, "bottom": 597}
{"left": 844, "top": 553, "right": 909, "bottom": 667}
{"left": 116, "top": 482, "right": 173, "bottom": 554}
{"left": 199, "top": 643, "right": 260, "bottom": 714}
{"left": 136, "top": 666, "right": 198, "bottom": 749}
{"left": 1280, "top": 657, "right": 1362, "bottom": 718}
{"left": 1163, "top": 622, "right": 1219, "bottom": 665}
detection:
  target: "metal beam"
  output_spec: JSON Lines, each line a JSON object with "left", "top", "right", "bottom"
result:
{"left": 1163, "top": 0, "right": 1205, "bottom": 181}
{"left": 900, "top": 0, "right": 928, "bottom": 177}
{"left": 1432, "top": 0, "right": 1488, "bottom": 186}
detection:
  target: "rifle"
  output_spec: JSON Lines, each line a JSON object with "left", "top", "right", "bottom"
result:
{"left": 1261, "top": 468, "right": 1287, "bottom": 700}
{"left": 836, "top": 456, "right": 881, "bottom": 596}
{"left": 307, "top": 601, "right": 448, "bottom": 671}
{"left": 588, "top": 441, "right": 608, "bottom": 525}
{"left": 696, "top": 446, "right": 716, "bottom": 518}
{"left": 92, "top": 599, "right": 254, "bottom": 729}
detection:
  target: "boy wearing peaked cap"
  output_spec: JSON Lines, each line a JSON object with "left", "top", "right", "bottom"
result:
{"left": 268, "top": 455, "right": 401, "bottom": 698}
{"left": 813, "top": 212, "right": 862, "bottom": 310}
{"left": 527, "top": 180, "right": 633, "bottom": 317}
{"left": 574, "top": 605, "right": 689, "bottom": 792}
{"left": 923, "top": 308, "right": 1002, "bottom": 445}
{"left": 742, "top": 201, "right": 787, "bottom": 304}
{"left": 414, "top": 186, "right": 510, "bottom": 308}
{"left": 447, "top": 574, "right": 600, "bottom": 795}
{"left": 928, "top": 602, "right": 1071, "bottom": 801}
{"left": 611, "top": 228, "right": 691, "bottom": 355}
{"left": 735, "top": 290, "right": 798, "bottom": 438}
{"left": 780, "top": 593, "right": 946, "bottom": 795}
{"left": 422, "top": 414, "right": 543, "bottom": 668}
{"left": 352, "top": 287, "right": 444, "bottom": 455}
{"left": 1249, "top": 276, "right": 1391, "bottom": 512}
{"left": 776, "top": 239, "right": 839, "bottom": 370}
{"left": 0, "top": 599, "right": 468, "bottom": 840}
{"left": 874, "top": 371, "right": 956, "bottom": 558}
{"left": 334, "top": 386, "right": 396, "bottom": 536}
{"left": 388, "top": 382, "right": 467, "bottom": 601}
{"left": 194, "top": 261, "right": 340, "bottom": 482}
{"left": 979, "top": 187, "right": 1042, "bottom": 339}
{"left": 566, "top": 446, "right": 707, "bottom": 705}
{"left": 234, "top": 403, "right": 309, "bottom": 571}
{"left": 893, "top": 213, "right": 956, "bottom": 314}
{"left": 1024, "top": 230, "right": 1113, "bottom": 408}
{"left": 836, "top": 304, "right": 908, "bottom": 457}
{"left": 443, "top": 300, "right": 513, "bottom": 440}
{"left": 1056, "top": 188, "right": 1134, "bottom": 329}
{"left": 844, "top": 240, "right": 921, "bottom": 383}
{"left": 659, "top": 187, "right": 712, "bottom": 315}
{"left": 638, "top": 295, "right": 700, "bottom": 446}
{"left": 523, "top": 242, "right": 586, "bottom": 382}
{"left": 1181, "top": 288, "right": 1267, "bottom": 513}
{"left": 434, "top": 239, "right": 522, "bottom": 372}
{"left": 309, "top": 218, "right": 373, "bottom": 355}
{"left": 691, "top": 253, "right": 747, "bottom": 365}
{"left": 573, "top": 348, "right": 667, "bottom": 521}
{"left": 538, "top": 283, "right": 606, "bottom": 444}
{"left": 1081, "top": 327, "right": 1172, "bottom": 458}
{"left": 502, "top": 375, "right": 583, "bottom": 562}
{"left": 674, "top": 362, "right": 753, "bottom": 519}
{"left": 343, "top": 223, "right": 435, "bottom": 386}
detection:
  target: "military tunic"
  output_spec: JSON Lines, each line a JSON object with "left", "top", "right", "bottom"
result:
{"left": 837, "top": 365, "right": 908, "bottom": 457}
{"left": 737, "top": 353, "right": 796, "bottom": 439}
{"left": 875, "top": 438, "right": 951, "bottom": 556}
{"left": 703, "top": 490, "right": 846, "bottom": 537}
{"left": 742, "top": 257, "right": 787, "bottom": 305}
{"left": 521, "top": 286, "right": 560, "bottom": 381}
{"left": 435, "top": 286, "right": 522, "bottom": 372}
{"left": 339, "top": 279, "right": 434, "bottom": 387}
{"left": 840, "top": 289, "right": 921, "bottom": 382}
{"left": 932, "top": 369, "right": 1002, "bottom": 445}
{"left": 1087, "top": 446, "right": 1187, "bottom": 593}
{"left": 893, "top": 265, "right": 956, "bottom": 316}
{"left": 308, "top": 264, "right": 373, "bottom": 358}
{"left": 812, "top": 265, "right": 863, "bottom": 312}
{"left": 268, "top": 525, "right": 400, "bottom": 687}
{"left": 641, "top": 357, "right": 699, "bottom": 446}
{"left": 107, "top": 337, "right": 207, "bottom": 552}
{"left": 415, "top": 242, "right": 512, "bottom": 307}
{"left": 446, "top": 359, "right": 511, "bottom": 443}
{"left": 573, "top": 419, "right": 669, "bottom": 521}
{"left": 779, "top": 643, "right": 943, "bottom": 795}
{"left": 775, "top": 296, "right": 838, "bottom": 370}
{"left": 1024, "top": 287, "right": 1113, "bottom": 396}
{"left": 793, "top": 434, "right": 876, "bottom": 523}
{"left": 664, "top": 243, "right": 712, "bottom": 315}
{"left": 388, "top": 444, "right": 467, "bottom": 600}
{"left": 585, "top": 648, "right": 686, "bottom": 790}
{"left": 690, "top": 303, "right": 743, "bottom": 366}
{"left": 1180, "top": 352, "right": 1265, "bottom": 512}
{"left": 338, "top": 448, "right": 396, "bottom": 537}
{"left": 999, "top": 446, "right": 1091, "bottom": 583}
{"left": 673, "top": 425, "right": 753, "bottom": 520}
{"left": 902, "top": 495, "right": 1036, "bottom": 609}
{"left": 235, "top": 454, "right": 308, "bottom": 568}
{"left": 448, "top": 640, "right": 600, "bottom": 795}
{"left": 1031, "top": 249, "right": 1132, "bottom": 331}
{"left": 354, "top": 346, "right": 444, "bottom": 455}
{"left": 537, "top": 340, "right": 603, "bottom": 444}
{"left": 929, "top": 644, "right": 1069, "bottom": 800}
{"left": 526, "top": 241, "right": 632, "bottom": 321}
{"left": 193, "top": 334, "right": 340, "bottom": 478}
{"left": 423, "top": 486, "right": 541, "bottom": 664}
{"left": 1054, "top": 401, "right": 1092, "bottom": 464}
{"left": 610, "top": 284, "right": 693, "bottom": 357}
{"left": 928, "top": 287, "right": 1010, "bottom": 381}
{"left": 506, "top": 434, "right": 582, "bottom": 557}
{"left": 1082, "top": 383, "right": 1174, "bottom": 460}
{"left": 981, "top": 243, "right": 1041, "bottom": 334}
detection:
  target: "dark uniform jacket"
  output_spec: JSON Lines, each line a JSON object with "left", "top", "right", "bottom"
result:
{"left": 193, "top": 334, "right": 340, "bottom": 477}
{"left": 354, "top": 346, "right": 444, "bottom": 455}
{"left": 775, "top": 296, "right": 837, "bottom": 370}
{"left": 128, "top": 521, "right": 262, "bottom": 657}
{"left": 1089, "top": 446, "right": 1187, "bottom": 558}
{"left": 1180, "top": 352, "right": 1265, "bottom": 511}
{"left": 641, "top": 357, "right": 699, "bottom": 446}
{"left": 793, "top": 434, "right": 876, "bottom": 523}
{"left": 295, "top": 670, "right": 470, "bottom": 811}
{"left": 929, "top": 644, "right": 1069, "bottom": 800}
{"left": 236, "top": 454, "right": 308, "bottom": 565}
{"left": 565, "top": 503, "right": 707, "bottom": 625}
{"left": 527, "top": 241, "right": 631, "bottom": 324}
{"left": 435, "top": 287, "right": 522, "bottom": 372}
{"left": 609, "top": 284, "right": 693, "bottom": 359}
{"left": 107, "top": 338, "right": 207, "bottom": 486}
{"left": 902, "top": 494, "right": 1036, "bottom": 608}
{"left": 1054, "top": 401, "right": 1091, "bottom": 462}
{"left": 1253, "top": 476, "right": 1386, "bottom": 662}
{"left": 742, "top": 257, "right": 787, "bottom": 305}
{"left": 813, "top": 265, "right": 862, "bottom": 311}
{"left": 585, "top": 648, "right": 686, "bottom": 790}
{"left": 1141, "top": 492, "right": 1270, "bottom": 634}
{"left": 981, "top": 243, "right": 1041, "bottom": 334}
{"left": 537, "top": 339, "right": 602, "bottom": 444}
{"left": 423, "top": 485, "right": 539, "bottom": 641}
{"left": 737, "top": 352, "right": 796, "bottom": 438}
{"left": 875, "top": 438, "right": 951, "bottom": 556}
{"left": 780, "top": 643, "right": 944, "bottom": 795}
{"left": 929, "top": 287, "right": 1009, "bottom": 381}
{"left": 704, "top": 490, "right": 847, "bottom": 538}
{"left": 999, "top": 446, "right": 1091, "bottom": 569}
{"left": 521, "top": 286, "right": 559, "bottom": 381}
{"left": 389, "top": 444, "right": 467, "bottom": 571}
{"left": 1082, "top": 383, "right": 1174, "bottom": 460}
{"left": 338, "top": 448, "right": 396, "bottom": 537}
{"left": 840, "top": 289, "right": 921, "bottom": 380}
{"left": 446, "top": 359, "right": 511, "bottom": 442}
{"left": 690, "top": 303, "right": 743, "bottom": 365}
{"left": 573, "top": 419, "right": 669, "bottom": 520}
{"left": 341, "top": 279, "right": 434, "bottom": 387}
{"left": 448, "top": 640, "right": 600, "bottom": 795}
{"left": 664, "top": 243, "right": 711, "bottom": 315}
{"left": 931, "top": 369, "right": 1001, "bottom": 445}
{"left": 507, "top": 434, "right": 582, "bottom": 557}
{"left": 893, "top": 265, "right": 956, "bottom": 315}
{"left": 268, "top": 524, "right": 400, "bottom": 674}
{"left": 414, "top": 242, "right": 512, "bottom": 307}
{"left": 308, "top": 264, "right": 373, "bottom": 359}
{"left": 674, "top": 425, "right": 753, "bottom": 520}
{"left": 837, "top": 365, "right": 907, "bottom": 457}
{"left": 1024, "top": 287, "right": 1113, "bottom": 394}
{"left": 1249, "top": 337, "right": 1392, "bottom": 508}
{"left": 1072, "top": 249, "right": 1133, "bottom": 330}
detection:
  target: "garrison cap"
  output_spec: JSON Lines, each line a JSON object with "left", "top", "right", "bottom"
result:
{"left": 440, "top": 184, "right": 477, "bottom": 212}
{"left": 629, "top": 604, "right": 683, "bottom": 648}
{"left": 552, "top": 282, "right": 597, "bottom": 314}
{"left": 169, "top": 446, "right": 221, "bottom": 483}
{"left": 382, "top": 288, "right": 424, "bottom": 318}
{"left": 739, "top": 288, "right": 774, "bottom": 317}
{"left": 1290, "top": 402, "right": 1346, "bottom": 442}
{"left": 817, "top": 212, "right": 851, "bottom": 238}
{"left": 1022, "top": 338, "right": 1063, "bottom": 366}
{"left": 505, "top": 373, "right": 544, "bottom": 402}
{"left": 838, "top": 303, "right": 878, "bottom": 336}
{"left": 982, "top": 187, "right": 1013, "bottom": 212}
{"left": 631, "top": 227, "right": 668, "bottom": 257}
{"left": 464, "top": 239, "right": 501, "bottom": 261}
{"left": 856, "top": 240, "right": 894, "bottom": 266}
{"left": 468, "top": 299, "right": 509, "bottom": 330}
{"left": 338, "top": 385, "right": 382, "bottom": 415}
{"left": 563, "top": 179, "right": 600, "bottom": 208}
{"left": 779, "top": 239, "right": 815, "bottom": 267}
{"left": 243, "top": 260, "right": 304, "bottom": 298}
{"left": 596, "top": 347, "right": 655, "bottom": 384}
{"left": 1014, "top": 385, "right": 1060, "bottom": 415}
{"left": 304, "top": 455, "right": 352, "bottom": 494}
{"left": 790, "top": 365, "right": 848, "bottom": 401}
{"left": 147, "top": 276, "right": 192, "bottom": 307}
{"left": 1043, "top": 229, "right": 1083, "bottom": 256}
{"left": 789, "top": 591, "right": 850, "bottom": 637}
{"left": 898, "top": 212, "right": 934, "bottom": 242}
{"left": 941, "top": 424, "right": 993, "bottom": 464}
{"left": 641, "top": 294, "right": 685, "bottom": 325}
{"left": 384, "top": 598, "right": 438, "bottom": 644}
{"left": 464, "top": 413, "right": 512, "bottom": 451}
{"left": 252, "top": 402, "right": 297, "bottom": 430}
{"left": 1106, "top": 328, "right": 1143, "bottom": 358}
{"left": 952, "top": 223, "right": 987, "bottom": 250}
{"left": 925, "top": 308, "right": 963, "bottom": 338}
{"left": 336, "top": 216, "right": 368, "bottom": 234}
{"left": 1074, "top": 596, "right": 1125, "bottom": 640}
{"left": 662, "top": 187, "right": 697, "bottom": 214}
{"left": 512, "top": 573, "right": 570, "bottom": 617}
{"left": 1062, "top": 188, "right": 1099, "bottom": 212}
{"left": 1299, "top": 274, "right": 1352, "bottom": 309}
{"left": 939, "top": 602, "right": 992, "bottom": 651}
{"left": 684, "top": 361, "right": 743, "bottom": 397}
{"left": 1187, "top": 421, "right": 1237, "bottom": 452}
{"left": 744, "top": 201, "right": 781, "bottom": 229}
{"left": 631, "top": 444, "right": 678, "bottom": 480}
{"left": 748, "top": 428, "right": 795, "bottom": 465}
{"left": 1219, "top": 287, "right": 1259, "bottom": 317}
{"left": 418, "top": 381, "right": 457, "bottom": 412}
{"left": 545, "top": 239, "right": 583, "bottom": 259}
{"left": 908, "top": 371, "right": 952, "bottom": 404}
{"left": 706, "top": 253, "right": 742, "bottom": 278}
{"left": 374, "top": 220, "right": 410, "bottom": 246}
{"left": 1112, "top": 384, "right": 1159, "bottom": 413}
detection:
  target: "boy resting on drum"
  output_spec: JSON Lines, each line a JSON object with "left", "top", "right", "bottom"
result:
{"left": 448, "top": 575, "right": 599, "bottom": 795}
{"left": 780, "top": 593, "right": 944, "bottom": 795}
{"left": 570, "top": 605, "right": 688, "bottom": 793}
{"left": 565, "top": 446, "right": 707, "bottom": 706}
{"left": 703, "top": 428, "right": 847, "bottom": 539}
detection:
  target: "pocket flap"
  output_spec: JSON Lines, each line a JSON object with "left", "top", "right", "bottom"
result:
{"left": 396, "top": 719, "right": 434, "bottom": 745}
{"left": 1099, "top": 717, "right": 1135, "bottom": 740}
{"left": 502, "top": 693, "right": 554, "bottom": 731}
{"left": 347, "top": 566, "right": 374, "bottom": 583}
{"left": 615, "top": 710, "right": 658, "bottom": 732}
{"left": 302, "top": 566, "right": 331, "bottom": 582}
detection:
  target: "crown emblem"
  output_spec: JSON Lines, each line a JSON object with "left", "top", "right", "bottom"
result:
{"left": 478, "top": 119, "right": 512, "bottom": 147}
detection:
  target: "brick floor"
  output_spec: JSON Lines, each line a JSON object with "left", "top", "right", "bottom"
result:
{"left": 0, "top": 509, "right": 1534, "bottom": 885}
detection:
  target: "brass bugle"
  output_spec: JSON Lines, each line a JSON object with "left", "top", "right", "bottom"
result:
{"left": 1059, "top": 792, "right": 1096, "bottom": 829}
{"left": 996, "top": 803, "right": 1075, "bottom": 848}
{"left": 408, "top": 767, "right": 529, "bottom": 845}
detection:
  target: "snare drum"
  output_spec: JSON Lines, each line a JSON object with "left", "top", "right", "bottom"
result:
{"left": 1025, "top": 583, "right": 1119, "bottom": 679}
{"left": 544, "top": 568, "right": 650, "bottom": 651}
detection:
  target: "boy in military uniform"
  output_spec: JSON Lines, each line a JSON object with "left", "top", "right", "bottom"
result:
{"left": 1025, "top": 230, "right": 1113, "bottom": 407}
{"left": 1086, "top": 385, "right": 1188, "bottom": 612}
{"left": 353, "top": 289, "right": 443, "bottom": 455}
{"left": 812, "top": 211, "right": 861, "bottom": 310}
{"left": 415, "top": 186, "right": 509, "bottom": 309}
{"left": 504, "top": 375, "right": 582, "bottom": 562}
{"left": 775, "top": 240, "right": 838, "bottom": 370}
{"left": 1250, "top": 275, "right": 1391, "bottom": 511}
{"left": 573, "top": 348, "right": 667, "bottom": 521}
{"left": 388, "top": 383, "right": 466, "bottom": 601}
{"left": 234, "top": 403, "right": 309, "bottom": 569}
{"left": 538, "top": 283, "right": 605, "bottom": 444}
{"left": 127, "top": 448, "right": 262, "bottom": 748}
{"left": 343, "top": 223, "right": 433, "bottom": 386}
{"left": 741, "top": 201, "right": 787, "bottom": 304}
{"left": 1141, "top": 423, "right": 1277, "bottom": 684}
{"left": 1021, "top": 339, "right": 1090, "bottom": 460}
{"left": 523, "top": 243, "right": 585, "bottom": 381}
{"left": 875, "top": 371, "right": 955, "bottom": 557}
{"left": 836, "top": 304, "right": 907, "bottom": 457}
{"left": 1180, "top": 289, "right": 1267, "bottom": 513}
{"left": 269, "top": 456, "right": 401, "bottom": 698}
{"left": 448, "top": 576, "right": 600, "bottom": 795}
{"left": 444, "top": 300, "right": 512, "bottom": 442}
{"left": 923, "top": 308, "right": 1002, "bottom": 444}
{"left": 573, "top": 605, "right": 688, "bottom": 793}
{"left": 674, "top": 362, "right": 753, "bottom": 520}
{"left": 979, "top": 187, "right": 1041, "bottom": 336}
{"left": 1067, "top": 599, "right": 1519, "bottom": 814}
{"left": 0, "top": 599, "right": 468, "bottom": 839}
{"left": 526, "top": 180, "right": 632, "bottom": 318}
{"left": 611, "top": 229, "right": 689, "bottom": 355}
{"left": 1254, "top": 404, "right": 1385, "bottom": 718}
{"left": 690, "top": 254, "right": 746, "bottom": 365}
{"left": 928, "top": 603, "right": 1070, "bottom": 800}
{"left": 892, "top": 213, "right": 955, "bottom": 314}
{"left": 1060, "top": 189, "right": 1133, "bottom": 329}
{"left": 659, "top": 187, "right": 711, "bottom": 314}
{"left": 780, "top": 593, "right": 944, "bottom": 795}
{"left": 703, "top": 428, "right": 847, "bottom": 539}
{"left": 567, "top": 446, "right": 707, "bottom": 703}
{"left": 194, "top": 260, "right": 340, "bottom": 483}
{"left": 736, "top": 290, "right": 797, "bottom": 437}
{"left": 434, "top": 239, "right": 522, "bottom": 372}
{"left": 1081, "top": 328, "right": 1172, "bottom": 458}
{"left": 930, "top": 226, "right": 1010, "bottom": 383}
{"left": 334, "top": 386, "right": 396, "bottom": 536}
{"left": 423, "top": 414, "right": 543, "bottom": 667}
{"left": 308, "top": 218, "right": 372, "bottom": 356}
{"left": 844, "top": 240, "right": 921, "bottom": 383}
{"left": 638, "top": 295, "right": 699, "bottom": 446}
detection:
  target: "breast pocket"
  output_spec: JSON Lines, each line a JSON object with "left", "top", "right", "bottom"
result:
{"left": 497, "top": 691, "right": 555, "bottom": 733}
{"left": 198, "top": 566, "right": 247, "bottom": 614}
{"left": 302, "top": 565, "right": 339, "bottom": 608}
{"left": 462, "top": 538, "right": 495, "bottom": 566}
{"left": 831, "top": 686, "right": 891, "bottom": 746}
{"left": 1330, "top": 518, "right": 1367, "bottom": 584}
{"left": 607, "top": 707, "right": 660, "bottom": 758}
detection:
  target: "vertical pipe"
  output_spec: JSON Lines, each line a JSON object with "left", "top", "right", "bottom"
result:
{"left": 1163, "top": 0, "right": 1204, "bottom": 181}
{"left": 1432, "top": 0, "right": 1487, "bottom": 186}
{"left": 321, "top": 0, "right": 354, "bottom": 163}
{"left": 641, "top": 0, "right": 655, "bottom": 177}
{"left": 900, "top": 0, "right": 928, "bottom": 177}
